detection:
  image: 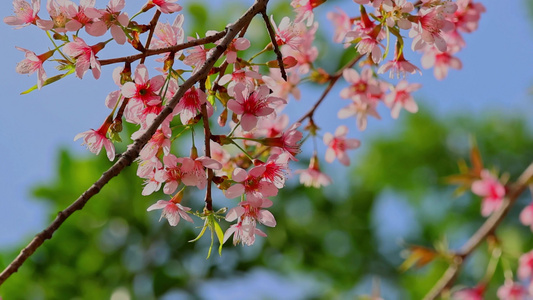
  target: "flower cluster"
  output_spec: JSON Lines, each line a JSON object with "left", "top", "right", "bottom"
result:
{"left": 6, "top": 0, "right": 484, "bottom": 251}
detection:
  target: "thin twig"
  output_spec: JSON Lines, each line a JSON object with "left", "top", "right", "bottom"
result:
{"left": 200, "top": 78, "right": 214, "bottom": 211}
{"left": 260, "top": 10, "right": 287, "bottom": 81}
{"left": 0, "top": 0, "right": 270, "bottom": 286}
{"left": 423, "top": 161, "right": 533, "bottom": 300}
{"left": 140, "top": 10, "right": 161, "bottom": 64}
{"left": 294, "top": 53, "right": 363, "bottom": 125}
{"left": 99, "top": 32, "right": 226, "bottom": 66}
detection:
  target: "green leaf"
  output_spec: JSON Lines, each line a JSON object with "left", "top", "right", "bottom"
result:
{"left": 21, "top": 69, "right": 75, "bottom": 94}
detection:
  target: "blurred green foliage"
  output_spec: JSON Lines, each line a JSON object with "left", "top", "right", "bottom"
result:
{"left": 1, "top": 109, "right": 533, "bottom": 299}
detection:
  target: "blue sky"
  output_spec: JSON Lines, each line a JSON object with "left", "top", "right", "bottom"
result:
{"left": 1, "top": 0, "right": 532, "bottom": 259}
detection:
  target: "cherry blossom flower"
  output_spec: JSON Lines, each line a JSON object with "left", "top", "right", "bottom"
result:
{"left": 323, "top": 125, "right": 361, "bottom": 166}
{"left": 257, "top": 153, "right": 290, "bottom": 189}
{"left": 378, "top": 46, "right": 422, "bottom": 79}
{"left": 471, "top": 169, "right": 506, "bottom": 217}
{"left": 271, "top": 16, "right": 304, "bottom": 50}
{"left": 281, "top": 22, "right": 318, "bottom": 74}
{"left": 62, "top": 37, "right": 104, "bottom": 79}
{"left": 219, "top": 68, "right": 262, "bottom": 95}
{"left": 174, "top": 86, "right": 209, "bottom": 125}
{"left": 4, "top": 0, "right": 52, "bottom": 29}
{"left": 385, "top": 80, "right": 421, "bottom": 119}
{"left": 453, "top": 0, "right": 486, "bottom": 33}
{"left": 421, "top": 45, "right": 462, "bottom": 80}
{"left": 263, "top": 123, "right": 303, "bottom": 161}
{"left": 409, "top": 6, "right": 456, "bottom": 52}
{"left": 452, "top": 284, "right": 485, "bottom": 300}
{"left": 147, "top": 198, "right": 193, "bottom": 227}
{"left": 144, "top": 0, "right": 182, "bottom": 14}
{"left": 226, "top": 198, "right": 276, "bottom": 228}
{"left": 518, "top": 250, "right": 533, "bottom": 289}
{"left": 327, "top": 8, "right": 352, "bottom": 43}
{"left": 84, "top": 0, "right": 129, "bottom": 44}
{"left": 257, "top": 114, "right": 289, "bottom": 138}
{"left": 291, "top": 0, "right": 325, "bottom": 27}
{"left": 183, "top": 35, "right": 210, "bottom": 70}
{"left": 382, "top": 0, "right": 414, "bottom": 29}
{"left": 225, "top": 166, "right": 278, "bottom": 203}
{"left": 63, "top": 0, "right": 99, "bottom": 33}
{"left": 151, "top": 14, "right": 184, "bottom": 61}
{"left": 338, "top": 99, "right": 381, "bottom": 131}
{"left": 74, "top": 120, "right": 115, "bottom": 161}
{"left": 153, "top": 154, "right": 183, "bottom": 194}
{"left": 227, "top": 83, "right": 285, "bottom": 132}
{"left": 141, "top": 169, "right": 162, "bottom": 196}
{"left": 295, "top": 154, "right": 331, "bottom": 188}
{"left": 223, "top": 219, "right": 266, "bottom": 246}
{"left": 496, "top": 281, "right": 527, "bottom": 300}
{"left": 121, "top": 64, "right": 165, "bottom": 106}
{"left": 180, "top": 155, "right": 222, "bottom": 190}
{"left": 139, "top": 129, "right": 171, "bottom": 161}
{"left": 15, "top": 47, "right": 54, "bottom": 89}
{"left": 46, "top": 0, "right": 77, "bottom": 32}
{"left": 520, "top": 201, "right": 533, "bottom": 232}
{"left": 340, "top": 68, "right": 381, "bottom": 103}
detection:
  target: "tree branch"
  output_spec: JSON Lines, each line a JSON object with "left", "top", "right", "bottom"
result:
{"left": 0, "top": 0, "right": 270, "bottom": 286}
{"left": 423, "top": 161, "right": 533, "bottom": 300}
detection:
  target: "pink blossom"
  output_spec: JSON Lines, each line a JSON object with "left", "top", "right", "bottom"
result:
{"left": 145, "top": 0, "right": 182, "bottom": 14}
{"left": 141, "top": 169, "right": 162, "bottom": 196}
{"left": 15, "top": 47, "right": 54, "bottom": 89}
{"left": 496, "top": 281, "right": 527, "bottom": 300}
{"left": 256, "top": 114, "right": 290, "bottom": 138}
{"left": 281, "top": 22, "right": 318, "bottom": 74}
{"left": 223, "top": 219, "right": 266, "bottom": 246}
{"left": 219, "top": 68, "right": 262, "bottom": 95}
{"left": 151, "top": 14, "right": 184, "bottom": 61}
{"left": 327, "top": 8, "right": 352, "bottom": 43}
{"left": 227, "top": 83, "right": 285, "bottom": 132}
{"left": 421, "top": 46, "right": 462, "bottom": 80}
{"left": 180, "top": 155, "right": 222, "bottom": 190}
{"left": 147, "top": 199, "right": 193, "bottom": 227}
{"left": 520, "top": 201, "right": 533, "bottom": 231}
{"left": 382, "top": 0, "right": 414, "bottom": 29}
{"left": 85, "top": 0, "right": 129, "bottom": 44}
{"left": 223, "top": 37, "right": 250, "bottom": 64}
{"left": 453, "top": 285, "right": 485, "bottom": 300}
{"left": 63, "top": 0, "right": 99, "bottom": 33}
{"left": 409, "top": 7, "right": 455, "bottom": 52}
{"left": 121, "top": 64, "right": 165, "bottom": 106}
{"left": 74, "top": 120, "right": 115, "bottom": 161}
{"left": 256, "top": 153, "right": 290, "bottom": 189}
{"left": 323, "top": 125, "right": 361, "bottom": 166}
{"left": 139, "top": 129, "right": 171, "bottom": 161}
{"left": 46, "top": 0, "right": 77, "bottom": 32}
{"left": 378, "top": 47, "right": 422, "bottom": 79}
{"left": 340, "top": 68, "right": 381, "bottom": 103}
{"left": 384, "top": 80, "right": 421, "bottom": 119}
{"left": 295, "top": 155, "right": 331, "bottom": 188}
{"left": 183, "top": 35, "right": 210, "bottom": 71}
{"left": 453, "top": 0, "right": 486, "bottom": 33}
{"left": 471, "top": 169, "right": 506, "bottom": 217}
{"left": 263, "top": 123, "right": 303, "bottom": 161}
{"left": 271, "top": 16, "right": 304, "bottom": 51}
{"left": 4, "top": 0, "right": 50, "bottom": 29}
{"left": 174, "top": 86, "right": 208, "bottom": 125}
{"left": 518, "top": 250, "right": 533, "bottom": 295}
{"left": 225, "top": 166, "right": 278, "bottom": 203}
{"left": 62, "top": 37, "right": 104, "bottom": 79}
{"left": 291, "top": 0, "right": 325, "bottom": 27}
{"left": 263, "top": 69, "right": 301, "bottom": 102}
{"left": 154, "top": 154, "right": 184, "bottom": 194}
{"left": 226, "top": 198, "right": 276, "bottom": 228}
{"left": 338, "top": 99, "right": 381, "bottom": 131}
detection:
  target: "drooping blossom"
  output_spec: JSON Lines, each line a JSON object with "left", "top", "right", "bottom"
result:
{"left": 147, "top": 194, "right": 193, "bottom": 227}
{"left": 409, "top": 6, "right": 456, "bottom": 52}
{"left": 183, "top": 35, "right": 210, "bottom": 70}
{"left": 281, "top": 22, "right": 318, "bottom": 74}
{"left": 74, "top": 119, "right": 115, "bottom": 161}
{"left": 518, "top": 250, "right": 533, "bottom": 284}
{"left": 46, "top": 0, "right": 77, "bottom": 32}
{"left": 295, "top": 154, "right": 331, "bottom": 188}
{"left": 271, "top": 16, "right": 304, "bottom": 50}
{"left": 226, "top": 198, "right": 276, "bottom": 228}
{"left": 453, "top": 0, "right": 486, "bottom": 33}
{"left": 256, "top": 153, "right": 290, "bottom": 189}
{"left": 262, "top": 123, "right": 303, "bottom": 161}
{"left": 219, "top": 67, "right": 262, "bottom": 95}
{"left": 496, "top": 281, "right": 527, "bottom": 300}
{"left": 139, "top": 128, "right": 171, "bottom": 161}
{"left": 382, "top": 0, "right": 414, "bottom": 29}
{"left": 471, "top": 169, "right": 506, "bottom": 217}
{"left": 223, "top": 218, "right": 266, "bottom": 246}
{"left": 520, "top": 201, "right": 533, "bottom": 232}
{"left": 227, "top": 83, "right": 285, "bottom": 132}
{"left": 290, "top": 0, "right": 325, "bottom": 27}
{"left": 452, "top": 284, "right": 485, "bottom": 300}
{"left": 151, "top": 14, "right": 185, "bottom": 61}
{"left": 323, "top": 125, "right": 361, "bottom": 166}
{"left": 421, "top": 45, "right": 462, "bottom": 80}
{"left": 179, "top": 154, "right": 222, "bottom": 190}
{"left": 384, "top": 80, "right": 421, "bottom": 119}
{"left": 15, "top": 47, "right": 54, "bottom": 89}
{"left": 378, "top": 44, "right": 422, "bottom": 79}
{"left": 62, "top": 37, "right": 105, "bottom": 79}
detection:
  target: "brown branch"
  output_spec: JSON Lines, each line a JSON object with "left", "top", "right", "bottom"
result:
{"left": 423, "top": 161, "right": 533, "bottom": 300}
{"left": 0, "top": 0, "right": 270, "bottom": 286}
{"left": 295, "top": 53, "right": 363, "bottom": 125}
{"left": 140, "top": 10, "right": 161, "bottom": 64}
{"left": 98, "top": 31, "right": 226, "bottom": 66}
{"left": 200, "top": 78, "right": 214, "bottom": 211}
{"left": 260, "top": 10, "right": 287, "bottom": 81}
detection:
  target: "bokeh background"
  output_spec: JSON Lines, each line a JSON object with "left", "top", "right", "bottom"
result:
{"left": 1, "top": 0, "right": 533, "bottom": 299}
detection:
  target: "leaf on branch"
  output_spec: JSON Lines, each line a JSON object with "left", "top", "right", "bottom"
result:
{"left": 20, "top": 69, "right": 75, "bottom": 94}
